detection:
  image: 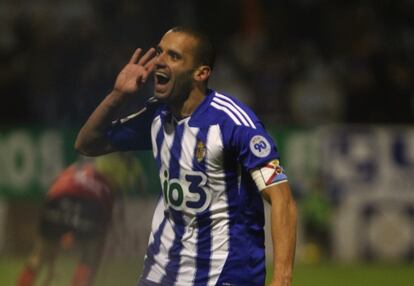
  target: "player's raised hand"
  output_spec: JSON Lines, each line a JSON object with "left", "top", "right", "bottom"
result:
{"left": 114, "top": 48, "right": 156, "bottom": 95}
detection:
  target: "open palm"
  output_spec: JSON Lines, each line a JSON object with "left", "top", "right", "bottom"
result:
{"left": 114, "top": 48, "right": 156, "bottom": 94}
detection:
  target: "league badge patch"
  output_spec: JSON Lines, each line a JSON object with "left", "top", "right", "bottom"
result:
{"left": 249, "top": 135, "right": 271, "bottom": 158}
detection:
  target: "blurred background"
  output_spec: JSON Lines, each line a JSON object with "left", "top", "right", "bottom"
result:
{"left": 1, "top": 0, "right": 414, "bottom": 285}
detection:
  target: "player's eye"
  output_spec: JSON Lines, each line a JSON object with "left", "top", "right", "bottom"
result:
{"left": 168, "top": 51, "right": 181, "bottom": 61}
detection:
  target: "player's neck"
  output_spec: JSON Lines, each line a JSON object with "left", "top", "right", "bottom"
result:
{"left": 170, "top": 86, "right": 206, "bottom": 119}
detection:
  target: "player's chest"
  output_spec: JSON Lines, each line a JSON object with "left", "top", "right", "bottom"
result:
{"left": 156, "top": 122, "right": 224, "bottom": 172}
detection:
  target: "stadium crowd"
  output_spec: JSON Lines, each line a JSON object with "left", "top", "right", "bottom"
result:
{"left": 0, "top": 0, "right": 413, "bottom": 127}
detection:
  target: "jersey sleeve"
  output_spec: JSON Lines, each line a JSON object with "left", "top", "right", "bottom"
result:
{"left": 224, "top": 118, "right": 289, "bottom": 190}
{"left": 106, "top": 102, "right": 161, "bottom": 151}
{"left": 228, "top": 120, "right": 281, "bottom": 171}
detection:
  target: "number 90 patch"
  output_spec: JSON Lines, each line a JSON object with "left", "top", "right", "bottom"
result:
{"left": 249, "top": 135, "right": 271, "bottom": 158}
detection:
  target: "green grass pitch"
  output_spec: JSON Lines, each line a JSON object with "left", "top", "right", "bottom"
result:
{"left": 2, "top": 255, "right": 414, "bottom": 285}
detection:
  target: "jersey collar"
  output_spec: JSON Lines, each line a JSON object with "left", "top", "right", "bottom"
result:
{"left": 188, "top": 89, "right": 215, "bottom": 127}
{"left": 159, "top": 89, "right": 215, "bottom": 127}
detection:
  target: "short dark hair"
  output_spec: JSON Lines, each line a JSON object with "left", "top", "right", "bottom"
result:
{"left": 170, "top": 26, "right": 216, "bottom": 70}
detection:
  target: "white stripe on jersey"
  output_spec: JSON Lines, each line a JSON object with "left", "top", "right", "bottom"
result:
{"left": 146, "top": 209, "right": 177, "bottom": 283}
{"left": 143, "top": 198, "right": 166, "bottom": 282}
{"left": 176, "top": 231, "right": 198, "bottom": 283}
{"left": 146, "top": 198, "right": 164, "bottom": 250}
{"left": 145, "top": 122, "right": 175, "bottom": 283}
{"left": 179, "top": 123, "right": 197, "bottom": 171}
{"left": 175, "top": 124, "right": 199, "bottom": 283}
{"left": 160, "top": 121, "right": 175, "bottom": 173}
{"left": 151, "top": 116, "right": 162, "bottom": 159}
{"left": 215, "top": 92, "right": 257, "bottom": 129}
{"left": 212, "top": 97, "right": 251, "bottom": 128}
{"left": 205, "top": 125, "right": 229, "bottom": 286}
{"left": 211, "top": 102, "right": 242, "bottom": 126}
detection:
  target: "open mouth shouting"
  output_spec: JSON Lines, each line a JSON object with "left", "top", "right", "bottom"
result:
{"left": 154, "top": 71, "right": 171, "bottom": 95}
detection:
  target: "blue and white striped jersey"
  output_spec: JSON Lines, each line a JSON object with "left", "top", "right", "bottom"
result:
{"left": 107, "top": 89, "right": 285, "bottom": 286}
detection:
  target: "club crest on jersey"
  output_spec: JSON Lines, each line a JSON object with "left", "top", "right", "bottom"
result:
{"left": 250, "top": 135, "right": 271, "bottom": 157}
{"left": 195, "top": 140, "right": 206, "bottom": 162}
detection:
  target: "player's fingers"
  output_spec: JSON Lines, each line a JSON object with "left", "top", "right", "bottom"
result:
{"left": 144, "top": 56, "right": 157, "bottom": 73}
{"left": 138, "top": 48, "right": 156, "bottom": 66}
{"left": 129, "top": 48, "right": 142, "bottom": 64}
{"left": 140, "top": 70, "right": 149, "bottom": 83}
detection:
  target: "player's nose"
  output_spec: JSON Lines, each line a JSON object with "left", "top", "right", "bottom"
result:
{"left": 155, "top": 52, "right": 167, "bottom": 67}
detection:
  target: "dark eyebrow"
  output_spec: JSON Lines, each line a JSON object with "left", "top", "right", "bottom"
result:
{"left": 168, "top": 49, "right": 182, "bottom": 59}
{"left": 156, "top": 45, "right": 182, "bottom": 60}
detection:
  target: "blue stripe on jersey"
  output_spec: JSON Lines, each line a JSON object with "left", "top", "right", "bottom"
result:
{"left": 160, "top": 213, "right": 185, "bottom": 285}
{"left": 193, "top": 129, "right": 211, "bottom": 286}
{"left": 140, "top": 123, "right": 166, "bottom": 283}
{"left": 216, "top": 153, "right": 240, "bottom": 285}
{"left": 141, "top": 200, "right": 167, "bottom": 281}
{"left": 154, "top": 121, "right": 164, "bottom": 170}
{"left": 216, "top": 156, "right": 266, "bottom": 285}
{"left": 160, "top": 122, "right": 186, "bottom": 285}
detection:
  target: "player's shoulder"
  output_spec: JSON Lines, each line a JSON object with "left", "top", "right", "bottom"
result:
{"left": 204, "top": 90, "right": 259, "bottom": 129}
{"left": 112, "top": 99, "right": 165, "bottom": 127}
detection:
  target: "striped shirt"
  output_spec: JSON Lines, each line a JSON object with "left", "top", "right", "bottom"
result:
{"left": 107, "top": 89, "right": 283, "bottom": 285}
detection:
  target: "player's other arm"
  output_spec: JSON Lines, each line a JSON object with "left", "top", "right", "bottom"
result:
{"left": 75, "top": 48, "right": 156, "bottom": 156}
{"left": 262, "top": 182, "right": 297, "bottom": 286}
{"left": 75, "top": 90, "right": 127, "bottom": 156}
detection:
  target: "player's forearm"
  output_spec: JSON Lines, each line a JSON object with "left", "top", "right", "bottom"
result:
{"left": 270, "top": 187, "right": 297, "bottom": 286}
{"left": 75, "top": 90, "right": 125, "bottom": 156}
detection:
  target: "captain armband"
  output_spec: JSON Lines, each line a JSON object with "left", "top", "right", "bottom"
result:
{"left": 250, "top": 160, "right": 288, "bottom": 191}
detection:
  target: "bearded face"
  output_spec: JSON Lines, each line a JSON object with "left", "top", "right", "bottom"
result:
{"left": 153, "top": 31, "right": 199, "bottom": 103}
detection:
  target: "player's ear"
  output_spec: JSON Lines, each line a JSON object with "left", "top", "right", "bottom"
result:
{"left": 193, "top": 65, "right": 211, "bottom": 82}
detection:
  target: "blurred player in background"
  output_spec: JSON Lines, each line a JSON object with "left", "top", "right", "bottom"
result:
{"left": 75, "top": 26, "right": 297, "bottom": 286}
{"left": 16, "top": 152, "right": 142, "bottom": 286}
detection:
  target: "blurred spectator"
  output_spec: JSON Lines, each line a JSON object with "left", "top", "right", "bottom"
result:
{"left": 0, "top": 0, "right": 413, "bottom": 127}
{"left": 288, "top": 46, "right": 345, "bottom": 126}
{"left": 16, "top": 152, "right": 144, "bottom": 286}
{"left": 209, "top": 57, "right": 254, "bottom": 106}
{"left": 0, "top": 13, "right": 31, "bottom": 124}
